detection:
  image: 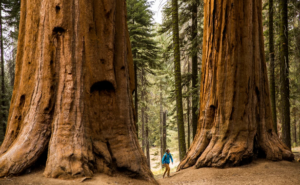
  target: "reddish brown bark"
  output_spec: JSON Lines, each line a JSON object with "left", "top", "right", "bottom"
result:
{"left": 0, "top": 0, "right": 155, "bottom": 183}
{"left": 177, "top": 0, "right": 293, "bottom": 170}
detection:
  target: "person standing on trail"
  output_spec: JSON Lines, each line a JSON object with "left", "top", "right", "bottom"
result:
{"left": 162, "top": 149, "right": 173, "bottom": 178}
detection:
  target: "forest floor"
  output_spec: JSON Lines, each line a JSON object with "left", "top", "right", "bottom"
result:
{"left": 0, "top": 168, "right": 154, "bottom": 185}
{"left": 0, "top": 148, "right": 299, "bottom": 185}
{"left": 292, "top": 146, "right": 300, "bottom": 161}
{"left": 156, "top": 159, "right": 300, "bottom": 185}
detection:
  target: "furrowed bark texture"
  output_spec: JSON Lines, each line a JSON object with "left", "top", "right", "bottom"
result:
{"left": 0, "top": 0, "right": 6, "bottom": 143}
{"left": 187, "top": 59, "right": 191, "bottom": 148}
{"left": 172, "top": 0, "right": 186, "bottom": 161}
{"left": 187, "top": 87, "right": 191, "bottom": 148}
{"left": 160, "top": 83, "right": 163, "bottom": 164}
{"left": 293, "top": 107, "right": 297, "bottom": 144}
{"left": 177, "top": 0, "right": 294, "bottom": 171}
{"left": 141, "top": 68, "right": 145, "bottom": 153}
{"left": 0, "top": 0, "right": 155, "bottom": 183}
{"left": 134, "top": 60, "right": 138, "bottom": 136}
{"left": 162, "top": 111, "right": 167, "bottom": 154}
{"left": 145, "top": 108, "right": 150, "bottom": 168}
{"left": 269, "top": 0, "right": 277, "bottom": 133}
{"left": 279, "top": 0, "right": 291, "bottom": 149}
{"left": 191, "top": 0, "right": 199, "bottom": 139}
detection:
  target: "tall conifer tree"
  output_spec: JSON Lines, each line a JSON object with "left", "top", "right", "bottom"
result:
{"left": 269, "top": 0, "right": 277, "bottom": 133}
{"left": 279, "top": 0, "right": 291, "bottom": 149}
{"left": 172, "top": 0, "right": 186, "bottom": 160}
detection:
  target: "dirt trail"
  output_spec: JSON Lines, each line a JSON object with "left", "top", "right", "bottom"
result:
{"left": 0, "top": 159, "right": 300, "bottom": 185}
{"left": 0, "top": 169, "right": 153, "bottom": 185}
{"left": 158, "top": 159, "right": 300, "bottom": 185}
{"left": 292, "top": 147, "right": 300, "bottom": 161}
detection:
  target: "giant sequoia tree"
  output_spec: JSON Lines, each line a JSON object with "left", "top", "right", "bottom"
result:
{"left": 0, "top": 0, "right": 156, "bottom": 183}
{"left": 177, "top": 0, "right": 294, "bottom": 170}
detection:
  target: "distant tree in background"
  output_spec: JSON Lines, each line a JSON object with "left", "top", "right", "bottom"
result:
{"left": 159, "top": 0, "right": 204, "bottom": 159}
{"left": 0, "top": 0, "right": 6, "bottom": 141}
{"left": 288, "top": 0, "right": 300, "bottom": 147}
{"left": 268, "top": 0, "right": 277, "bottom": 133}
{"left": 0, "top": 0, "right": 20, "bottom": 144}
{"left": 172, "top": 0, "right": 186, "bottom": 160}
{"left": 190, "top": 0, "right": 200, "bottom": 140}
{"left": 263, "top": 0, "right": 300, "bottom": 147}
{"left": 127, "top": 0, "right": 153, "bottom": 136}
{"left": 127, "top": 0, "right": 160, "bottom": 164}
{"left": 279, "top": 0, "right": 291, "bottom": 149}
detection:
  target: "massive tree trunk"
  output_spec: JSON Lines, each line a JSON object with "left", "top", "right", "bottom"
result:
{"left": 0, "top": 0, "right": 156, "bottom": 183}
{"left": 279, "top": 0, "right": 291, "bottom": 149}
{"left": 172, "top": 0, "right": 186, "bottom": 161}
{"left": 269, "top": 0, "right": 277, "bottom": 133}
{"left": 177, "top": 0, "right": 294, "bottom": 170}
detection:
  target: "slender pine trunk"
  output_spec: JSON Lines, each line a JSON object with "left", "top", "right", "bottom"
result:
{"left": 145, "top": 99, "right": 150, "bottom": 168}
{"left": 10, "top": 45, "right": 16, "bottom": 87}
{"left": 191, "top": 0, "right": 199, "bottom": 139}
{"left": 172, "top": 0, "right": 186, "bottom": 160}
{"left": 296, "top": 9, "right": 300, "bottom": 146}
{"left": 293, "top": 106, "right": 297, "bottom": 145}
{"left": 132, "top": 16, "right": 139, "bottom": 138}
{"left": 134, "top": 59, "right": 138, "bottom": 136}
{"left": 160, "top": 83, "right": 164, "bottom": 165}
{"left": 295, "top": 115, "right": 297, "bottom": 145}
{"left": 0, "top": 0, "right": 6, "bottom": 142}
{"left": 187, "top": 96, "right": 190, "bottom": 148}
{"left": 298, "top": 39, "right": 300, "bottom": 146}
{"left": 298, "top": 64, "right": 300, "bottom": 146}
{"left": 131, "top": 17, "right": 138, "bottom": 137}
{"left": 187, "top": 61, "right": 190, "bottom": 148}
{"left": 141, "top": 68, "right": 145, "bottom": 153}
{"left": 269, "top": 0, "right": 277, "bottom": 133}
{"left": 163, "top": 111, "right": 167, "bottom": 155}
{"left": 279, "top": 0, "right": 291, "bottom": 149}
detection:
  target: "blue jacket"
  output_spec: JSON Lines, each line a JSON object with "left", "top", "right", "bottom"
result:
{"left": 162, "top": 152, "right": 173, "bottom": 164}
